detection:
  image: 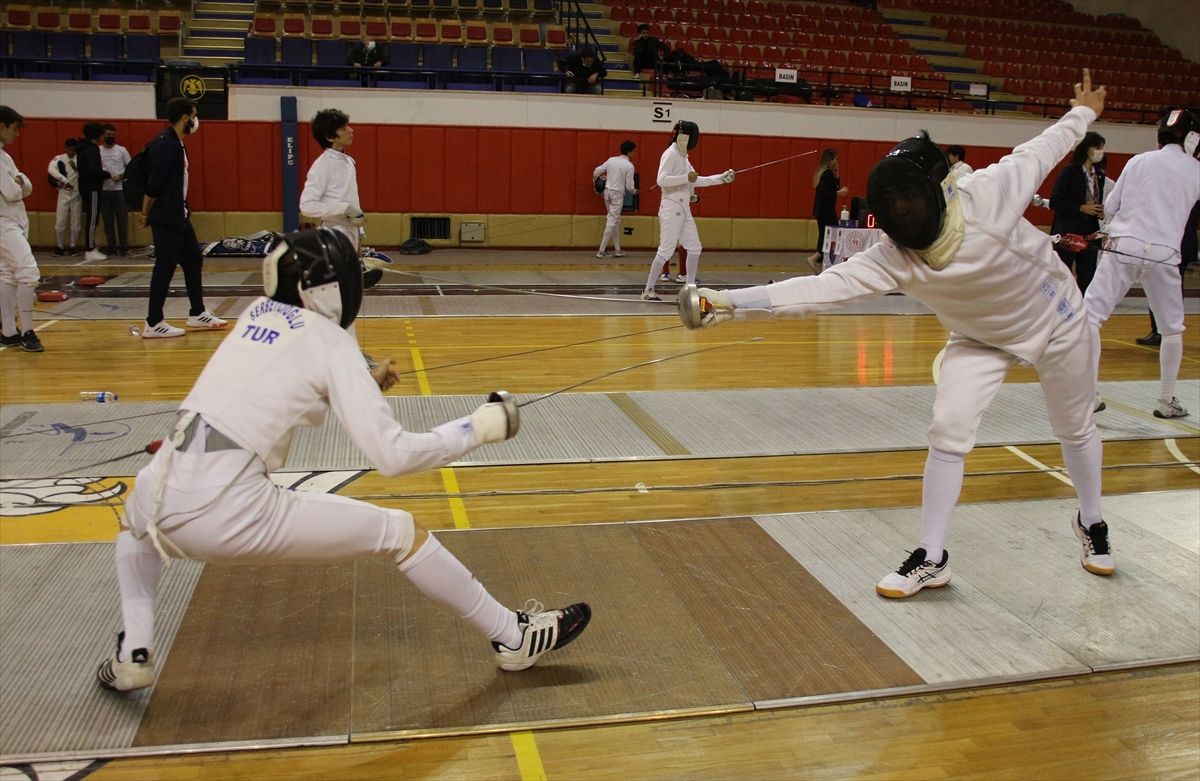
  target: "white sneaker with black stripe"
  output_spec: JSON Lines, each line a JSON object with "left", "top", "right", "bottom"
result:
{"left": 186, "top": 310, "right": 228, "bottom": 329}
{"left": 1072, "top": 512, "right": 1115, "bottom": 575}
{"left": 876, "top": 548, "right": 952, "bottom": 598}
{"left": 1153, "top": 397, "right": 1188, "bottom": 419}
{"left": 493, "top": 601, "right": 591, "bottom": 671}
{"left": 96, "top": 631, "right": 156, "bottom": 691}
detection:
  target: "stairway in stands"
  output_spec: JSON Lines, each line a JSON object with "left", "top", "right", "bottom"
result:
{"left": 183, "top": 0, "right": 254, "bottom": 65}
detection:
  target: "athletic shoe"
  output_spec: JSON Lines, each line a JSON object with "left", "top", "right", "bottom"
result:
{"left": 806, "top": 252, "right": 823, "bottom": 274}
{"left": 641, "top": 290, "right": 662, "bottom": 302}
{"left": 85, "top": 249, "right": 107, "bottom": 261}
{"left": 613, "top": 250, "right": 625, "bottom": 257}
{"left": 142, "top": 320, "right": 185, "bottom": 338}
{"left": 1071, "top": 513, "right": 1114, "bottom": 575}
{"left": 1154, "top": 397, "right": 1189, "bottom": 418}
{"left": 96, "top": 631, "right": 156, "bottom": 691}
{"left": 0, "top": 332, "right": 21, "bottom": 347}
{"left": 1094, "top": 393, "right": 1106, "bottom": 413}
{"left": 51, "top": 247, "right": 65, "bottom": 257}
{"left": 674, "top": 274, "right": 686, "bottom": 283}
{"left": 658, "top": 273, "right": 670, "bottom": 282}
{"left": 494, "top": 601, "right": 591, "bottom": 672}
{"left": 596, "top": 251, "right": 611, "bottom": 258}
{"left": 20, "top": 330, "right": 43, "bottom": 353}
{"left": 67, "top": 247, "right": 79, "bottom": 256}
{"left": 185, "top": 310, "right": 228, "bottom": 329}
{"left": 1135, "top": 331, "right": 1162, "bottom": 346}
{"left": 362, "top": 267, "right": 384, "bottom": 290}
{"left": 876, "top": 548, "right": 952, "bottom": 598}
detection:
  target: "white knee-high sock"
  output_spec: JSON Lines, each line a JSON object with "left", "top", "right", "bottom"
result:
{"left": 645, "top": 256, "right": 669, "bottom": 291}
{"left": 1089, "top": 323, "right": 1102, "bottom": 385}
{"left": 16, "top": 283, "right": 35, "bottom": 334}
{"left": 919, "top": 447, "right": 965, "bottom": 563}
{"left": 0, "top": 281, "right": 17, "bottom": 336}
{"left": 116, "top": 531, "right": 164, "bottom": 658}
{"left": 599, "top": 226, "right": 613, "bottom": 253}
{"left": 1160, "top": 333, "right": 1183, "bottom": 401}
{"left": 1061, "top": 431, "right": 1103, "bottom": 526}
{"left": 398, "top": 535, "right": 522, "bottom": 648}
{"left": 684, "top": 250, "right": 701, "bottom": 285}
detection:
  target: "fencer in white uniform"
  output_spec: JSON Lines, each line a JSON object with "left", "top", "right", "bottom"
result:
{"left": 594, "top": 141, "right": 637, "bottom": 258}
{"left": 692, "top": 75, "right": 1113, "bottom": 597}
{"left": 1083, "top": 109, "right": 1200, "bottom": 419}
{"left": 96, "top": 229, "right": 591, "bottom": 692}
{"left": 48, "top": 139, "right": 82, "bottom": 255}
{"left": 0, "top": 106, "right": 42, "bottom": 353}
{"left": 642, "top": 121, "right": 735, "bottom": 301}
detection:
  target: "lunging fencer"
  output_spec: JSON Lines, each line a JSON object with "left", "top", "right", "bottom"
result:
{"left": 594, "top": 140, "right": 638, "bottom": 258}
{"left": 96, "top": 229, "right": 591, "bottom": 692}
{"left": 641, "top": 121, "right": 735, "bottom": 301}
{"left": 1083, "top": 109, "right": 1200, "bottom": 420}
{"left": 687, "top": 72, "right": 1114, "bottom": 596}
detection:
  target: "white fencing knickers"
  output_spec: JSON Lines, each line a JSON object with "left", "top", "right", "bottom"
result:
{"left": 55, "top": 190, "right": 82, "bottom": 248}
{"left": 599, "top": 189, "right": 624, "bottom": 253}
{"left": 0, "top": 219, "right": 40, "bottom": 336}
{"left": 645, "top": 196, "right": 701, "bottom": 291}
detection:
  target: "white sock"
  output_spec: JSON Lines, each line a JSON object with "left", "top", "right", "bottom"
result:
{"left": 684, "top": 250, "right": 700, "bottom": 284}
{"left": 1061, "top": 431, "right": 1103, "bottom": 527}
{"left": 0, "top": 281, "right": 16, "bottom": 336}
{"left": 16, "top": 283, "right": 35, "bottom": 334}
{"left": 645, "top": 255, "right": 669, "bottom": 292}
{"left": 116, "top": 531, "right": 163, "bottom": 658}
{"left": 599, "top": 227, "right": 612, "bottom": 254}
{"left": 398, "top": 535, "right": 522, "bottom": 648}
{"left": 1160, "top": 333, "right": 1183, "bottom": 402}
{"left": 919, "top": 447, "right": 965, "bottom": 564}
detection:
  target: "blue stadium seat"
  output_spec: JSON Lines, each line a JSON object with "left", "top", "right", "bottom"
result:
{"left": 18, "top": 70, "right": 76, "bottom": 80}
{"left": 243, "top": 35, "right": 276, "bottom": 64}
{"left": 92, "top": 72, "right": 154, "bottom": 82}
{"left": 491, "top": 46, "right": 521, "bottom": 71}
{"left": 315, "top": 39, "right": 347, "bottom": 66}
{"left": 49, "top": 32, "right": 85, "bottom": 59}
{"left": 447, "top": 82, "right": 493, "bottom": 90}
{"left": 455, "top": 46, "right": 486, "bottom": 70}
{"left": 523, "top": 48, "right": 555, "bottom": 72}
{"left": 0, "top": 31, "right": 9, "bottom": 57}
{"left": 281, "top": 37, "right": 312, "bottom": 65}
{"left": 422, "top": 43, "right": 452, "bottom": 69}
{"left": 388, "top": 42, "right": 418, "bottom": 68}
{"left": 89, "top": 34, "right": 124, "bottom": 60}
{"left": 508, "top": 0, "right": 529, "bottom": 13}
{"left": 125, "top": 35, "right": 160, "bottom": 61}
{"left": 514, "top": 83, "right": 557, "bottom": 92}
{"left": 12, "top": 31, "right": 48, "bottom": 59}
{"left": 307, "top": 77, "right": 359, "bottom": 87}
{"left": 377, "top": 79, "right": 429, "bottom": 89}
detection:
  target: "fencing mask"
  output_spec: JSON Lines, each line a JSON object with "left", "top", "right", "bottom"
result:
{"left": 1158, "top": 109, "right": 1200, "bottom": 159}
{"left": 866, "top": 132, "right": 953, "bottom": 251}
{"left": 263, "top": 228, "right": 364, "bottom": 329}
{"left": 672, "top": 120, "right": 700, "bottom": 155}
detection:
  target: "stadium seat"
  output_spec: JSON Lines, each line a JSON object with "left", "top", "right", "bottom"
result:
{"left": 455, "top": 45, "right": 486, "bottom": 68}
{"left": 315, "top": 39, "right": 347, "bottom": 65}
{"left": 48, "top": 31, "right": 83, "bottom": 57}
{"left": 90, "top": 33, "right": 123, "bottom": 59}
{"left": 457, "top": 0, "right": 479, "bottom": 12}
{"left": 283, "top": 13, "right": 307, "bottom": 36}
{"left": 516, "top": 24, "right": 540, "bottom": 47}
{"left": 339, "top": 16, "right": 362, "bottom": 38}
{"left": 508, "top": 0, "right": 529, "bottom": 14}
{"left": 243, "top": 35, "right": 276, "bottom": 63}
{"left": 281, "top": 36, "right": 313, "bottom": 64}
{"left": 545, "top": 24, "right": 566, "bottom": 48}
{"left": 5, "top": 4, "right": 32, "bottom": 29}
{"left": 523, "top": 47, "right": 554, "bottom": 71}
{"left": 125, "top": 34, "right": 159, "bottom": 61}
{"left": 311, "top": 15, "right": 335, "bottom": 38}
{"left": 389, "top": 41, "right": 418, "bottom": 66}
{"left": 414, "top": 18, "right": 437, "bottom": 42}
{"left": 491, "top": 21, "right": 515, "bottom": 45}
{"left": 253, "top": 13, "right": 278, "bottom": 36}
{"left": 33, "top": 6, "right": 60, "bottom": 31}
{"left": 491, "top": 45, "right": 521, "bottom": 70}
{"left": 157, "top": 10, "right": 181, "bottom": 35}
{"left": 365, "top": 15, "right": 387, "bottom": 38}
{"left": 423, "top": 42, "right": 452, "bottom": 68}
{"left": 127, "top": 9, "right": 150, "bottom": 33}
{"left": 439, "top": 20, "right": 463, "bottom": 44}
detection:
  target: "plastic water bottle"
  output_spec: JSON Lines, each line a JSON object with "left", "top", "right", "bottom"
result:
{"left": 129, "top": 325, "right": 140, "bottom": 336}
{"left": 79, "top": 391, "right": 118, "bottom": 403}
{"left": 839, "top": 207, "right": 851, "bottom": 227}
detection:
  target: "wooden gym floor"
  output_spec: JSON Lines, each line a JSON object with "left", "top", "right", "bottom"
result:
{"left": 0, "top": 252, "right": 1197, "bottom": 779}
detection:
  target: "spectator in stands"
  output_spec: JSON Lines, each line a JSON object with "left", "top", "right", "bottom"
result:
{"left": 48, "top": 138, "right": 81, "bottom": 257}
{"left": 1137, "top": 201, "right": 1199, "bottom": 346}
{"left": 946, "top": 145, "right": 972, "bottom": 178}
{"left": 75, "top": 121, "right": 110, "bottom": 261}
{"left": 348, "top": 33, "right": 389, "bottom": 69}
{"left": 99, "top": 123, "right": 131, "bottom": 258}
{"left": 631, "top": 24, "right": 670, "bottom": 80}
{"left": 0, "top": 105, "right": 43, "bottom": 353}
{"left": 808, "top": 148, "right": 848, "bottom": 274}
{"left": 136, "top": 97, "right": 226, "bottom": 339}
{"left": 1049, "top": 131, "right": 1106, "bottom": 294}
{"left": 560, "top": 48, "right": 606, "bottom": 95}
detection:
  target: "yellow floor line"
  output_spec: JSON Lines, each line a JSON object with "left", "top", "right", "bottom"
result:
{"left": 511, "top": 731, "right": 548, "bottom": 781}
{"left": 1165, "top": 439, "right": 1200, "bottom": 476}
{"left": 1004, "top": 445, "right": 1074, "bottom": 486}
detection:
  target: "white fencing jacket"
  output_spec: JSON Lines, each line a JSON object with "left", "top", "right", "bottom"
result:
{"left": 594, "top": 154, "right": 636, "bottom": 194}
{"left": 300, "top": 148, "right": 363, "bottom": 243}
{"left": 656, "top": 145, "right": 723, "bottom": 210}
{"left": 0, "top": 142, "right": 32, "bottom": 231}
{"left": 1103, "top": 143, "right": 1200, "bottom": 257}
{"left": 48, "top": 153, "right": 80, "bottom": 194}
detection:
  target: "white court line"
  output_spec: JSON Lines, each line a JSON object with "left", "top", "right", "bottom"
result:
{"left": 1004, "top": 445, "right": 1075, "bottom": 486}
{"left": 0, "top": 319, "right": 56, "bottom": 351}
{"left": 1165, "top": 439, "right": 1200, "bottom": 476}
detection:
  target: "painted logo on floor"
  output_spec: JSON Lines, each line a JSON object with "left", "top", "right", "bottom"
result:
{"left": 0, "top": 478, "right": 128, "bottom": 517}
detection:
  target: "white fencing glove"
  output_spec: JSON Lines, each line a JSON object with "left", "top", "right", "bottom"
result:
{"left": 1031, "top": 194, "right": 1048, "bottom": 208}
{"left": 345, "top": 206, "right": 366, "bottom": 227}
{"left": 720, "top": 168, "right": 736, "bottom": 184}
{"left": 470, "top": 400, "right": 518, "bottom": 445}
{"left": 696, "top": 287, "right": 735, "bottom": 329}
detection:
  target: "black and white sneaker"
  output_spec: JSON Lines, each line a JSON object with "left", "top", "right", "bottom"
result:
{"left": 493, "top": 601, "right": 591, "bottom": 671}
{"left": 876, "top": 548, "right": 952, "bottom": 598}
{"left": 640, "top": 290, "right": 662, "bottom": 302}
{"left": 51, "top": 247, "right": 65, "bottom": 257}
{"left": 20, "top": 330, "right": 43, "bottom": 353}
{"left": 0, "top": 332, "right": 21, "bottom": 347}
{"left": 1072, "top": 512, "right": 1115, "bottom": 575}
{"left": 96, "top": 631, "right": 156, "bottom": 691}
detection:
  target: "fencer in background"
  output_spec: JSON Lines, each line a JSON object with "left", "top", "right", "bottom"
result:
{"left": 641, "top": 121, "right": 734, "bottom": 301}
{"left": 594, "top": 140, "right": 638, "bottom": 258}
{"left": 1083, "top": 109, "right": 1200, "bottom": 419}
{"left": 97, "top": 229, "right": 591, "bottom": 692}
{"left": 0, "top": 105, "right": 43, "bottom": 353}
{"left": 946, "top": 145, "right": 972, "bottom": 178}
{"left": 48, "top": 138, "right": 82, "bottom": 257}
{"left": 691, "top": 72, "right": 1113, "bottom": 597}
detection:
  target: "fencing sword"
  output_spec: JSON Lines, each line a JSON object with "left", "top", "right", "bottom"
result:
{"left": 378, "top": 266, "right": 675, "bottom": 305}
{"left": 648, "top": 149, "right": 820, "bottom": 191}
{"left": 1053, "top": 233, "right": 1181, "bottom": 266}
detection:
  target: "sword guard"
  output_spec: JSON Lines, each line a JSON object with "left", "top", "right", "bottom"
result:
{"left": 488, "top": 390, "right": 521, "bottom": 439}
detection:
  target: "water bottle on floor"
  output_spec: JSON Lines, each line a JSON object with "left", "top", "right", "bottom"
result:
{"left": 79, "top": 392, "right": 118, "bottom": 403}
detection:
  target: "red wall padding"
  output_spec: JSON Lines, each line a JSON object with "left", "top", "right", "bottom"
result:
{"left": 7, "top": 119, "right": 1131, "bottom": 227}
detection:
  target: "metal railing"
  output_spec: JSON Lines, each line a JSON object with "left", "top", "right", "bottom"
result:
{"left": 557, "top": 0, "right": 603, "bottom": 60}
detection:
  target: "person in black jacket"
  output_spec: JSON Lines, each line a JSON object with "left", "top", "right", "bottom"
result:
{"left": 631, "top": 24, "right": 670, "bottom": 78}
{"left": 75, "top": 121, "right": 110, "bottom": 261}
{"left": 1049, "top": 131, "right": 1106, "bottom": 294}
{"left": 134, "top": 98, "right": 225, "bottom": 339}
{"left": 808, "top": 148, "right": 848, "bottom": 273}
{"left": 347, "top": 34, "right": 389, "bottom": 68}
{"left": 559, "top": 48, "right": 606, "bottom": 94}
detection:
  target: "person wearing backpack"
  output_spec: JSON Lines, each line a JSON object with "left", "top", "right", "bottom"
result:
{"left": 134, "top": 97, "right": 226, "bottom": 338}
{"left": 47, "top": 138, "right": 81, "bottom": 257}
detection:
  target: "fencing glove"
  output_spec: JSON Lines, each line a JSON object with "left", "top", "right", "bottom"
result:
{"left": 696, "top": 287, "right": 735, "bottom": 329}
{"left": 345, "top": 206, "right": 366, "bottom": 227}
{"left": 470, "top": 400, "right": 518, "bottom": 445}
{"left": 720, "top": 169, "right": 736, "bottom": 184}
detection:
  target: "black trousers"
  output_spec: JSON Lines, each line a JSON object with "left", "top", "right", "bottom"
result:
{"left": 80, "top": 189, "right": 101, "bottom": 250}
{"left": 99, "top": 191, "right": 129, "bottom": 253}
{"left": 148, "top": 219, "right": 205, "bottom": 326}
{"left": 1054, "top": 244, "right": 1098, "bottom": 295}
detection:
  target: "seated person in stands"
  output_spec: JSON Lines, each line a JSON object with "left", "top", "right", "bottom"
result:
{"left": 348, "top": 34, "right": 389, "bottom": 68}
{"left": 631, "top": 24, "right": 670, "bottom": 79}
{"left": 559, "top": 48, "right": 606, "bottom": 95}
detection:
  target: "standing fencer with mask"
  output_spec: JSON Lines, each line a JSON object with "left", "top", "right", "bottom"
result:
{"left": 97, "top": 228, "right": 592, "bottom": 692}
{"left": 691, "top": 71, "right": 1114, "bottom": 597}
{"left": 641, "top": 121, "right": 735, "bottom": 301}
{"left": 594, "top": 140, "right": 637, "bottom": 258}
{"left": 1083, "top": 109, "right": 1200, "bottom": 420}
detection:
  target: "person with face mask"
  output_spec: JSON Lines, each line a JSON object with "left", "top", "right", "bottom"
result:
{"left": 136, "top": 97, "right": 226, "bottom": 338}
{"left": 98, "top": 123, "right": 131, "bottom": 257}
{"left": 74, "top": 121, "right": 111, "bottom": 261}
{"left": 95, "top": 228, "right": 591, "bottom": 692}
{"left": 1047, "top": 131, "right": 1107, "bottom": 294}
{"left": 347, "top": 34, "right": 389, "bottom": 68}
{"left": 47, "top": 138, "right": 82, "bottom": 257}
{"left": 689, "top": 71, "right": 1115, "bottom": 597}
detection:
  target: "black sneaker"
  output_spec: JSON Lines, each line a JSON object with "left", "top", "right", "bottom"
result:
{"left": 1135, "top": 331, "right": 1162, "bottom": 346}
{"left": 20, "top": 330, "right": 43, "bottom": 353}
{"left": 0, "top": 332, "right": 21, "bottom": 347}
{"left": 67, "top": 247, "right": 79, "bottom": 256}
{"left": 363, "top": 267, "right": 384, "bottom": 290}
{"left": 51, "top": 247, "right": 65, "bottom": 257}
{"left": 96, "top": 631, "right": 156, "bottom": 691}
{"left": 493, "top": 601, "right": 592, "bottom": 671}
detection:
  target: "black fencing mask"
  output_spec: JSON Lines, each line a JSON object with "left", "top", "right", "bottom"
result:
{"left": 866, "top": 133, "right": 952, "bottom": 250}
{"left": 672, "top": 120, "right": 700, "bottom": 154}
{"left": 263, "top": 228, "right": 363, "bottom": 329}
